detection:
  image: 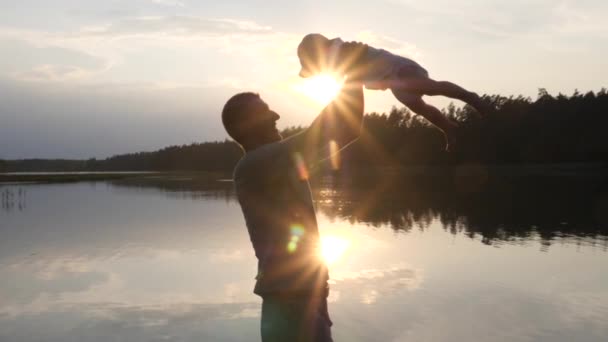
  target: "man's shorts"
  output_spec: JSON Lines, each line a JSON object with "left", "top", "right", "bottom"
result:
{"left": 260, "top": 295, "right": 333, "bottom": 342}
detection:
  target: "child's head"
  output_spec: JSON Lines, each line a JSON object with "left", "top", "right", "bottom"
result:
{"left": 297, "top": 33, "right": 331, "bottom": 78}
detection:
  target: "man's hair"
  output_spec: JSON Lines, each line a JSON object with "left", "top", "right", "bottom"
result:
{"left": 221, "top": 92, "right": 260, "bottom": 144}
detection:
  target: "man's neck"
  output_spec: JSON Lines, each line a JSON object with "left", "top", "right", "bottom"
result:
{"left": 243, "top": 139, "right": 281, "bottom": 153}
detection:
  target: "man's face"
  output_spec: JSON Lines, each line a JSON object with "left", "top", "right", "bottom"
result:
{"left": 245, "top": 97, "right": 282, "bottom": 145}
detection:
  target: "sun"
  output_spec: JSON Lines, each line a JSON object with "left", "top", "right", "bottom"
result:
{"left": 294, "top": 74, "right": 343, "bottom": 105}
{"left": 320, "top": 236, "right": 350, "bottom": 265}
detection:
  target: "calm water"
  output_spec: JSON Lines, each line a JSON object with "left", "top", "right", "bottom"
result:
{"left": 1, "top": 179, "right": 607, "bottom": 342}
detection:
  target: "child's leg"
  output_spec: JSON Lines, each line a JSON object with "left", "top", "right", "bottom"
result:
{"left": 395, "top": 76, "right": 488, "bottom": 116}
{"left": 391, "top": 90, "right": 459, "bottom": 151}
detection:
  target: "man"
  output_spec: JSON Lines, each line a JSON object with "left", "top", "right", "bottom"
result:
{"left": 221, "top": 78, "right": 364, "bottom": 341}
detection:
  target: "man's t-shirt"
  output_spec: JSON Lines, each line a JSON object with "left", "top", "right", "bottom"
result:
{"left": 233, "top": 134, "right": 329, "bottom": 297}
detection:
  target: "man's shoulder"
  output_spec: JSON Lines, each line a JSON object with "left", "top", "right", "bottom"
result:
{"left": 234, "top": 140, "right": 290, "bottom": 181}
{"left": 243, "top": 140, "right": 287, "bottom": 163}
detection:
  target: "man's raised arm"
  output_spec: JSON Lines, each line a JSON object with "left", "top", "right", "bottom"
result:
{"left": 286, "top": 78, "right": 364, "bottom": 164}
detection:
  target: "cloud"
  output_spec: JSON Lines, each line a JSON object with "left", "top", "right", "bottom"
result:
{"left": 0, "top": 302, "right": 261, "bottom": 342}
{"left": 0, "top": 16, "right": 276, "bottom": 83}
{"left": 331, "top": 264, "right": 424, "bottom": 306}
{"left": 14, "top": 64, "right": 92, "bottom": 81}
{"left": 0, "top": 264, "right": 108, "bottom": 306}
{"left": 386, "top": 0, "right": 608, "bottom": 39}
{"left": 80, "top": 16, "right": 273, "bottom": 38}
{"left": 552, "top": 1, "right": 608, "bottom": 35}
{"left": 0, "top": 16, "right": 293, "bottom": 91}
{"left": 0, "top": 38, "right": 109, "bottom": 82}
{"left": 151, "top": 0, "right": 186, "bottom": 7}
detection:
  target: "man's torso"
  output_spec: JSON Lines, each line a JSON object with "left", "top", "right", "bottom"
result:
{"left": 234, "top": 141, "right": 329, "bottom": 297}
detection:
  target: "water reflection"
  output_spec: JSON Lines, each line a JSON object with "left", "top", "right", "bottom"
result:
{"left": 1, "top": 187, "right": 27, "bottom": 212}
{"left": 1, "top": 177, "right": 607, "bottom": 341}
{"left": 111, "top": 176, "right": 236, "bottom": 201}
{"left": 104, "top": 173, "right": 608, "bottom": 248}
{"left": 313, "top": 183, "right": 608, "bottom": 250}
{"left": 320, "top": 236, "right": 350, "bottom": 265}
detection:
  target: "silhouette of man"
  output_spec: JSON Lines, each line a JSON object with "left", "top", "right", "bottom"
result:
{"left": 222, "top": 78, "right": 364, "bottom": 341}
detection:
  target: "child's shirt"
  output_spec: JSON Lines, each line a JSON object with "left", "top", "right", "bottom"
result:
{"left": 329, "top": 38, "right": 428, "bottom": 90}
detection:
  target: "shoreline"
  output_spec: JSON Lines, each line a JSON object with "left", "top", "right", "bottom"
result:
{"left": 0, "top": 171, "right": 224, "bottom": 184}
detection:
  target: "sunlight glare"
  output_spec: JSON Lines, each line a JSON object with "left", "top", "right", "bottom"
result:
{"left": 295, "top": 74, "right": 342, "bottom": 105}
{"left": 321, "top": 236, "right": 350, "bottom": 265}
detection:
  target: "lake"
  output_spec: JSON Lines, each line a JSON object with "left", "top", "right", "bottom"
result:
{"left": 1, "top": 175, "right": 607, "bottom": 341}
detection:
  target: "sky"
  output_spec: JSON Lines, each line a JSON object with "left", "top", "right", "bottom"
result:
{"left": 0, "top": 0, "right": 607, "bottom": 159}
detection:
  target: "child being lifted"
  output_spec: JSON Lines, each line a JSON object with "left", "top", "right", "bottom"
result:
{"left": 297, "top": 33, "right": 490, "bottom": 151}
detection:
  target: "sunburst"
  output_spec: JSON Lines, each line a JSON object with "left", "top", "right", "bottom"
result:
{"left": 320, "top": 235, "right": 350, "bottom": 265}
{"left": 294, "top": 74, "right": 343, "bottom": 105}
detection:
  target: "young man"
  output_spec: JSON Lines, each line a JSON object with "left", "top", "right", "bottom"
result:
{"left": 222, "top": 78, "right": 364, "bottom": 341}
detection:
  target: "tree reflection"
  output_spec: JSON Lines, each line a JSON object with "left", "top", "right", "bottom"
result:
{"left": 110, "top": 174, "right": 236, "bottom": 201}
{"left": 312, "top": 167, "right": 608, "bottom": 248}
{"left": 107, "top": 167, "right": 608, "bottom": 249}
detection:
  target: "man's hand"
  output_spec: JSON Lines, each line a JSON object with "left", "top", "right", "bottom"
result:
{"left": 287, "top": 77, "right": 364, "bottom": 165}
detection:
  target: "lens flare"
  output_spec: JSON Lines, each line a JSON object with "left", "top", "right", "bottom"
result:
{"left": 293, "top": 152, "right": 309, "bottom": 180}
{"left": 329, "top": 140, "right": 340, "bottom": 170}
{"left": 320, "top": 236, "right": 350, "bottom": 265}
{"left": 294, "top": 74, "right": 343, "bottom": 105}
{"left": 288, "top": 225, "right": 305, "bottom": 253}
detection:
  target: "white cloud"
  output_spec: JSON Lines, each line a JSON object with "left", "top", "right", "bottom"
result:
{"left": 552, "top": 1, "right": 608, "bottom": 35}
{"left": 13, "top": 64, "right": 92, "bottom": 81}
{"left": 387, "top": 0, "right": 608, "bottom": 39}
{"left": 0, "top": 16, "right": 283, "bottom": 86}
{"left": 331, "top": 264, "right": 424, "bottom": 306}
{"left": 79, "top": 16, "right": 273, "bottom": 38}
{"left": 151, "top": 0, "right": 186, "bottom": 7}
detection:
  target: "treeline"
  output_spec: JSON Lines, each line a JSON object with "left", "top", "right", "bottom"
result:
{"left": 2, "top": 89, "right": 607, "bottom": 173}
{"left": 85, "top": 141, "right": 243, "bottom": 172}
{"left": 1, "top": 159, "right": 86, "bottom": 173}
{"left": 344, "top": 88, "right": 608, "bottom": 166}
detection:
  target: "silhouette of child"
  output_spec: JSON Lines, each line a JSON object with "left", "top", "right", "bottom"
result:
{"left": 297, "top": 33, "right": 490, "bottom": 151}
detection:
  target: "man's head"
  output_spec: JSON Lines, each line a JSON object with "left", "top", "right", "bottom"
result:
{"left": 297, "top": 33, "right": 331, "bottom": 78}
{"left": 222, "top": 92, "right": 282, "bottom": 150}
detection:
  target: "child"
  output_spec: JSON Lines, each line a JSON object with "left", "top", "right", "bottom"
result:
{"left": 297, "top": 33, "right": 490, "bottom": 151}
